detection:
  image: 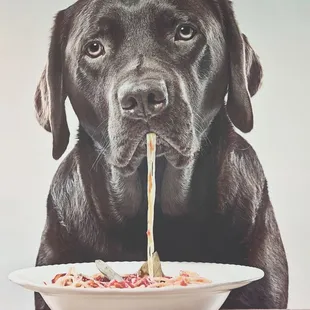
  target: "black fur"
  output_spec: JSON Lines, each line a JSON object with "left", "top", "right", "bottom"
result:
{"left": 34, "top": 0, "right": 289, "bottom": 309}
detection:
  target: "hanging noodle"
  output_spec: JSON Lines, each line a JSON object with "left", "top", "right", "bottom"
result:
{"left": 146, "top": 133, "right": 156, "bottom": 278}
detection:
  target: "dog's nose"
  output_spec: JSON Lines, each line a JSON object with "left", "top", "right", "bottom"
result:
{"left": 118, "top": 80, "right": 168, "bottom": 119}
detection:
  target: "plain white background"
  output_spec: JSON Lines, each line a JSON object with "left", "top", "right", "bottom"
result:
{"left": 0, "top": 0, "right": 309, "bottom": 308}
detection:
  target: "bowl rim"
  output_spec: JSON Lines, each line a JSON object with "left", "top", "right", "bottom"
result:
{"left": 8, "top": 261, "right": 264, "bottom": 296}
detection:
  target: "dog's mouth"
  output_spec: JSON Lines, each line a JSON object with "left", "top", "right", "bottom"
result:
{"left": 138, "top": 135, "right": 168, "bottom": 156}
{"left": 109, "top": 133, "right": 196, "bottom": 175}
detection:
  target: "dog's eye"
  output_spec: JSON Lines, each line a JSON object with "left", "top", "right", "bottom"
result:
{"left": 175, "top": 24, "right": 197, "bottom": 41}
{"left": 85, "top": 41, "right": 105, "bottom": 58}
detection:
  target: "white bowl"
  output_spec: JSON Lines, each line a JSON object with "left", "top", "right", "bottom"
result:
{"left": 9, "top": 261, "right": 264, "bottom": 310}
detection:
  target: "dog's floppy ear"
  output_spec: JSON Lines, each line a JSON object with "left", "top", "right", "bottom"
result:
{"left": 35, "top": 10, "right": 70, "bottom": 160}
{"left": 222, "top": 1, "right": 263, "bottom": 133}
{"left": 242, "top": 34, "right": 263, "bottom": 97}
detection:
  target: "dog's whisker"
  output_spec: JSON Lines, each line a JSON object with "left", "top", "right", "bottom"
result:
{"left": 93, "top": 116, "right": 109, "bottom": 134}
{"left": 91, "top": 148, "right": 106, "bottom": 171}
{"left": 192, "top": 111, "right": 205, "bottom": 134}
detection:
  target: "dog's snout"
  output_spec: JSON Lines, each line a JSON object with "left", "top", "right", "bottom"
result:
{"left": 118, "top": 80, "right": 168, "bottom": 119}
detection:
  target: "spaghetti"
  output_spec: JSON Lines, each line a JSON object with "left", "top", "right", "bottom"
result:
{"left": 50, "top": 268, "right": 211, "bottom": 289}
{"left": 146, "top": 133, "right": 156, "bottom": 278}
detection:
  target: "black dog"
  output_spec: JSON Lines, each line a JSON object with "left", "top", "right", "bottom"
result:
{"left": 34, "top": 0, "right": 289, "bottom": 309}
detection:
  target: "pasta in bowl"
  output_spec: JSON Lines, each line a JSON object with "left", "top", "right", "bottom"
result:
{"left": 50, "top": 268, "right": 211, "bottom": 289}
{"left": 49, "top": 252, "right": 211, "bottom": 290}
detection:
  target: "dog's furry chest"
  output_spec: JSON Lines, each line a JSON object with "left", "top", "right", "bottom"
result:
{"left": 88, "top": 207, "right": 246, "bottom": 265}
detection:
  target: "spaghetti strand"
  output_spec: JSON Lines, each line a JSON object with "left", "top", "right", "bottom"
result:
{"left": 146, "top": 133, "right": 156, "bottom": 278}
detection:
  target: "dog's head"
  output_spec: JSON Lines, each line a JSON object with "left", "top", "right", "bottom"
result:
{"left": 35, "top": 0, "right": 262, "bottom": 174}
